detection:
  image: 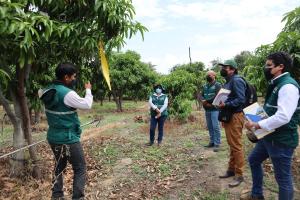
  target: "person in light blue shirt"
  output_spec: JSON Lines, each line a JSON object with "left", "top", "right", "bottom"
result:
{"left": 201, "top": 70, "right": 222, "bottom": 152}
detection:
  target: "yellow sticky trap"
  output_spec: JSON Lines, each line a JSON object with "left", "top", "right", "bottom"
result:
{"left": 98, "top": 41, "right": 112, "bottom": 90}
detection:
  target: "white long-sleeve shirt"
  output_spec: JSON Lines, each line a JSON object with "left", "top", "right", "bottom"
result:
{"left": 64, "top": 89, "right": 93, "bottom": 110}
{"left": 149, "top": 93, "right": 168, "bottom": 113}
{"left": 258, "top": 75, "right": 299, "bottom": 131}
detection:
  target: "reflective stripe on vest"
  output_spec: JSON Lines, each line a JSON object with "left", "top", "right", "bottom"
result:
{"left": 266, "top": 103, "right": 300, "bottom": 110}
{"left": 45, "top": 109, "right": 77, "bottom": 115}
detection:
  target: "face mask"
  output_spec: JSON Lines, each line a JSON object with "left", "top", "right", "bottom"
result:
{"left": 206, "top": 76, "right": 213, "bottom": 82}
{"left": 68, "top": 79, "right": 77, "bottom": 89}
{"left": 263, "top": 68, "right": 274, "bottom": 81}
{"left": 155, "top": 88, "right": 162, "bottom": 94}
{"left": 220, "top": 69, "right": 228, "bottom": 77}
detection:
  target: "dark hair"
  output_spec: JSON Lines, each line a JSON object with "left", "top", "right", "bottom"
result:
{"left": 267, "top": 52, "right": 292, "bottom": 73}
{"left": 229, "top": 66, "right": 238, "bottom": 74}
{"left": 55, "top": 62, "right": 77, "bottom": 80}
{"left": 154, "top": 84, "right": 166, "bottom": 93}
{"left": 154, "top": 84, "right": 163, "bottom": 90}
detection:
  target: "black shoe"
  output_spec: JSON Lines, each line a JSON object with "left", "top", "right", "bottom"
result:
{"left": 240, "top": 193, "right": 265, "bottom": 200}
{"left": 204, "top": 142, "right": 214, "bottom": 148}
{"left": 51, "top": 197, "right": 65, "bottom": 200}
{"left": 145, "top": 142, "right": 154, "bottom": 146}
{"left": 219, "top": 170, "right": 235, "bottom": 178}
{"left": 229, "top": 176, "right": 244, "bottom": 187}
{"left": 213, "top": 145, "right": 220, "bottom": 152}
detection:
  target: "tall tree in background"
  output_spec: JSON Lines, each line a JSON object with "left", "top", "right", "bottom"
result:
{"left": 162, "top": 62, "right": 206, "bottom": 120}
{"left": 234, "top": 51, "right": 252, "bottom": 71}
{"left": 273, "top": 6, "right": 300, "bottom": 82}
{"left": 110, "top": 50, "right": 157, "bottom": 112}
{"left": 243, "top": 6, "right": 300, "bottom": 95}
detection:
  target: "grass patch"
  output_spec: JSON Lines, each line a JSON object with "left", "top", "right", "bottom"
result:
{"left": 92, "top": 100, "right": 146, "bottom": 112}
{"left": 158, "top": 163, "right": 172, "bottom": 177}
{"left": 91, "top": 143, "right": 121, "bottom": 165}
{"left": 183, "top": 139, "right": 195, "bottom": 148}
{"left": 197, "top": 191, "right": 229, "bottom": 200}
{"left": 143, "top": 147, "right": 166, "bottom": 161}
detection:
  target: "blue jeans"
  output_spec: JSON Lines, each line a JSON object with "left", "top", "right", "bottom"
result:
{"left": 149, "top": 115, "right": 167, "bottom": 143}
{"left": 248, "top": 139, "right": 295, "bottom": 200}
{"left": 205, "top": 110, "right": 221, "bottom": 145}
{"left": 50, "top": 142, "right": 86, "bottom": 200}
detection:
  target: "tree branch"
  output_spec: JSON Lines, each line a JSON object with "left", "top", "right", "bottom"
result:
{"left": 0, "top": 84, "right": 17, "bottom": 125}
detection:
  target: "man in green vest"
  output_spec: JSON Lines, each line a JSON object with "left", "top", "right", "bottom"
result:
{"left": 40, "top": 63, "right": 93, "bottom": 200}
{"left": 244, "top": 52, "right": 300, "bottom": 200}
{"left": 201, "top": 70, "right": 222, "bottom": 152}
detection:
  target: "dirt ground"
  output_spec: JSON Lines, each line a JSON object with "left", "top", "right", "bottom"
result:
{"left": 0, "top": 103, "right": 299, "bottom": 200}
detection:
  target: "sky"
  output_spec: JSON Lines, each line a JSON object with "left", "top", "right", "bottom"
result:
{"left": 122, "top": 0, "right": 299, "bottom": 74}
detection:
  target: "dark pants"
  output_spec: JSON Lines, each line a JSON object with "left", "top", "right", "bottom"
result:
{"left": 248, "top": 139, "right": 295, "bottom": 200}
{"left": 50, "top": 142, "right": 86, "bottom": 200}
{"left": 149, "top": 115, "right": 167, "bottom": 144}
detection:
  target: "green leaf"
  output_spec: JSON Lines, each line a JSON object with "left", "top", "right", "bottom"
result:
{"left": 24, "top": 29, "right": 32, "bottom": 46}
{"left": 8, "top": 23, "right": 16, "bottom": 34}
{"left": 0, "top": 69, "right": 10, "bottom": 80}
{"left": 19, "top": 50, "right": 25, "bottom": 68}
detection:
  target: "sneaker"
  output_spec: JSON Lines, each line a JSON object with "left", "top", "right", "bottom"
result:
{"left": 157, "top": 142, "right": 162, "bottom": 147}
{"left": 213, "top": 145, "right": 220, "bottom": 152}
{"left": 204, "top": 142, "right": 214, "bottom": 148}
{"left": 219, "top": 170, "right": 235, "bottom": 178}
{"left": 229, "top": 176, "right": 244, "bottom": 187}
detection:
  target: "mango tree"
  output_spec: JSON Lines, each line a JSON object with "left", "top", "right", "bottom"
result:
{"left": 109, "top": 50, "right": 157, "bottom": 111}
{"left": 161, "top": 69, "right": 198, "bottom": 121}
{"left": 234, "top": 51, "right": 252, "bottom": 71}
{"left": 273, "top": 6, "right": 300, "bottom": 82}
{"left": 242, "top": 44, "right": 273, "bottom": 96}
{"left": 243, "top": 6, "right": 300, "bottom": 94}
{"left": 170, "top": 62, "right": 207, "bottom": 111}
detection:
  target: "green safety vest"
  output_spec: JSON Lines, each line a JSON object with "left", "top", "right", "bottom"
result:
{"left": 150, "top": 93, "right": 168, "bottom": 117}
{"left": 263, "top": 73, "right": 300, "bottom": 148}
{"left": 202, "top": 81, "right": 221, "bottom": 111}
{"left": 42, "top": 83, "right": 81, "bottom": 144}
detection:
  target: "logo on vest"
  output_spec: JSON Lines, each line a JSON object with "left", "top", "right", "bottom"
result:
{"left": 273, "top": 87, "right": 278, "bottom": 94}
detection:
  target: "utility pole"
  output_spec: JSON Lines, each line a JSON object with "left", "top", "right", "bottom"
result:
{"left": 189, "top": 46, "right": 192, "bottom": 66}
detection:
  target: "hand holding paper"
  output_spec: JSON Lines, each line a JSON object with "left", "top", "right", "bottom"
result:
{"left": 243, "top": 102, "right": 274, "bottom": 140}
{"left": 212, "top": 88, "right": 231, "bottom": 106}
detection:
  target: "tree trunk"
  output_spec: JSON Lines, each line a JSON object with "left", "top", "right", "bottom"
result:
{"left": 0, "top": 88, "right": 26, "bottom": 177}
{"left": 34, "top": 109, "right": 40, "bottom": 124}
{"left": 195, "top": 90, "right": 202, "bottom": 111}
{"left": 11, "top": 114, "right": 25, "bottom": 177}
{"left": 16, "top": 65, "right": 42, "bottom": 179}
{"left": 112, "top": 91, "right": 122, "bottom": 112}
{"left": 118, "top": 95, "right": 123, "bottom": 112}
{"left": 29, "top": 108, "right": 33, "bottom": 123}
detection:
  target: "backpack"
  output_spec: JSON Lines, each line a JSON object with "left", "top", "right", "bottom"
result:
{"left": 239, "top": 77, "right": 257, "bottom": 107}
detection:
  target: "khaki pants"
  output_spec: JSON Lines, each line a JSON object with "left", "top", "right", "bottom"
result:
{"left": 223, "top": 112, "right": 245, "bottom": 176}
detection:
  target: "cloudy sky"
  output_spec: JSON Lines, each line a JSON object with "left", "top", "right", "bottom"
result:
{"left": 122, "top": 0, "right": 299, "bottom": 74}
